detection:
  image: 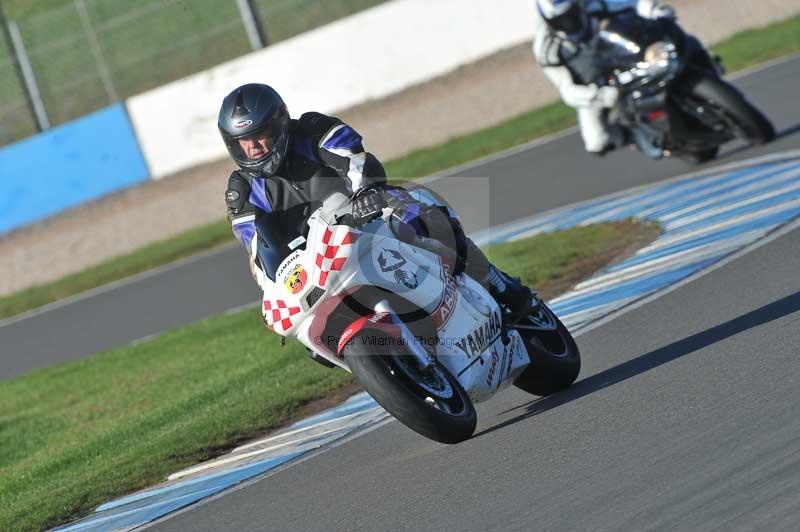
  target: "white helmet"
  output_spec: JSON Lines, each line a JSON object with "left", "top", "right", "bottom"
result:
{"left": 536, "top": 0, "right": 589, "bottom": 39}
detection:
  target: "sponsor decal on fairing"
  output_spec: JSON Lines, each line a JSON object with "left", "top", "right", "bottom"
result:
{"left": 275, "top": 252, "right": 302, "bottom": 281}
{"left": 393, "top": 269, "right": 419, "bottom": 289}
{"left": 288, "top": 235, "right": 306, "bottom": 250}
{"left": 377, "top": 249, "right": 406, "bottom": 272}
{"left": 485, "top": 347, "right": 500, "bottom": 387}
{"left": 284, "top": 265, "right": 308, "bottom": 294}
{"left": 454, "top": 311, "right": 503, "bottom": 359}
{"left": 432, "top": 261, "right": 458, "bottom": 329}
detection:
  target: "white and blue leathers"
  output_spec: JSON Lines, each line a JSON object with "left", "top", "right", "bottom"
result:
{"left": 533, "top": 0, "right": 674, "bottom": 152}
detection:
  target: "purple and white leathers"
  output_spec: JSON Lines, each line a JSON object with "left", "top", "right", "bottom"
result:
{"left": 220, "top": 85, "right": 536, "bottom": 322}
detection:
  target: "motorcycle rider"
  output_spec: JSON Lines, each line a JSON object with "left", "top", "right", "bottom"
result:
{"left": 533, "top": 0, "right": 676, "bottom": 155}
{"left": 220, "top": 83, "right": 535, "bottom": 325}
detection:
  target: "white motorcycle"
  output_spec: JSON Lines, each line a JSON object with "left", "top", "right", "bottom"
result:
{"left": 255, "top": 192, "right": 580, "bottom": 444}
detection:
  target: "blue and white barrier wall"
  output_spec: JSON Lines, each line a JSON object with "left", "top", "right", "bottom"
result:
{"left": 0, "top": 103, "right": 149, "bottom": 235}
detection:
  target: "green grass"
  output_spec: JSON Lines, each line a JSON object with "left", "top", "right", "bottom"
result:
{"left": 483, "top": 219, "right": 660, "bottom": 299}
{"left": 0, "top": 219, "right": 659, "bottom": 532}
{"left": 711, "top": 15, "right": 800, "bottom": 73}
{"left": 2, "top": 15, "right": 798, "bottom": 320}
{"left": 0, "top": 308, "right": 354, "bottom": 532}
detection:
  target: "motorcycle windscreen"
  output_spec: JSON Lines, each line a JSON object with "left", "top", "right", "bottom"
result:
{"left": 254, "top": 202, "right": 320, "bottom": 282}
{"left": 597, "top": 12, "right": 666, "bottom": 54}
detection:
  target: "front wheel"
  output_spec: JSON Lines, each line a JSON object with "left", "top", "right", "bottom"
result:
{"left": 690, "top": 76, "right": 775, "bottom": 144}
{"left": 513, "top": 302, "right": 580, "bottom": 396}
{"left": 343, "top": 329, "right": 476, "bottom": 444}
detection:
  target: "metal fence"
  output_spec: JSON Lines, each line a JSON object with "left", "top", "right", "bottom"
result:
{"left": 0, "top": 0, "right": 387, "bottom": 147}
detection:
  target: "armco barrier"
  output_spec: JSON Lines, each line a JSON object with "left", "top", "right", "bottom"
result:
{"left": 0, "top": 103, "right": 149, "bottom": 235}
{"left": 126, "top": 0, "right": 539, "bottom": 179}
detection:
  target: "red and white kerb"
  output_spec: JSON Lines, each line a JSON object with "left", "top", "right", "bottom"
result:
{"left": 315, "top": 227, "right": 360, "bottom": 286}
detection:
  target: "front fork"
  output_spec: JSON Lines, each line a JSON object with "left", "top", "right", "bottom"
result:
{"left": 374, "top": 299, "right": 436, "bottom": 369}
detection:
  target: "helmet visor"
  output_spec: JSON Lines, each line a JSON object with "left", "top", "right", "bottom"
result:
{"left": 223, "top": 106, "right": 289, "bottom": 173}
{"left": 549, "top": 5, "right": 586, "bottom": 37}
{"left": 227, "top": 122, "right": 283, "bottom": 163}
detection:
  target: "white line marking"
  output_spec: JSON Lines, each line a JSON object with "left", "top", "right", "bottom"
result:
{"left": 563, "top": 229, "right": 768, "bottom": 296}
{"left": 574, "top": 216, "right": 800, "bottom": 338}
{"left": 167, "top": 427, "right": 343, "bottom": 480}
{"left": 230, "top": 411, "right": 365, "bottom": 452}
{"left": 559, "top": 296, "right": 640, "bottom": 324}
{"left": 600, "top": 161, "right": 800, "bottom": 223}
{"left": 642, "top": 200, "right": 800, "bottom": 251}
{"left": 473, "top": 149, "right": 800, "bottom": 246}
{"left": 650, "top": 165, "right": 800, "bottom": 222}
{"left": 135, "top": 416, "right": 396, "bottom": 531}
{"left": 664, "top": 180, "right": 800, "bottom": 230}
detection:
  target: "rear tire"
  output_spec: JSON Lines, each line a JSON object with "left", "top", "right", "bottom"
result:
{"left": 513, "top": 302, "right": 580, "bottom": 396}
{"left": 343, "top": 329, "right": 476, "bottom": 444}
{"left": 690, "top": 76, "right": 775, "bottom": 144}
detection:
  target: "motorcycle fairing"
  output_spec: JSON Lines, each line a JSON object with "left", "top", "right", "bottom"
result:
{"left": 260, "top": 211, "right": 531, "bottom": 401}
{"left": 431, "top": 274, "right": 530, "bottom": 401}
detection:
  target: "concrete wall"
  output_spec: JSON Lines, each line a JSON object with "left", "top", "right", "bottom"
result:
{"left": 126, "top": 0, "right": 540, "bottom": 178}
{"left": 0, "top": 103, "right": 149, "bottom": 235}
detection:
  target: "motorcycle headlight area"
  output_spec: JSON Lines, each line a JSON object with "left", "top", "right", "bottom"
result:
{"left": 642, "top": 41, "right": 677, "bottom": 71}
{"left": 616, "top": 41, "right": 678, "bottom": 86}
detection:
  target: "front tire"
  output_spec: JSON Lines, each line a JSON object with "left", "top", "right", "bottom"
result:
{"left": 343, "top": 329, "right": 476, "bottom": 444}
{"left": 513, "top": 302, "right": 580, "bottom": 396}
{"left": 690, "top": 76, "right": 775, "bottom": 144}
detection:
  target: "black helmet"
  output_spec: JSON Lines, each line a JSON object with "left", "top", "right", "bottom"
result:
{"left": 218, "top": 83, "right": 290, "bottom": 177}
{"left": 537, "top": 0, "right": 588, "bottom": 39}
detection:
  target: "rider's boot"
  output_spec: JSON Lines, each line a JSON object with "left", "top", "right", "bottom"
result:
{"left": 455, "top": 229, "right": 536, "bottom": 323}
{"left": 592, "top": 125, "right": 631, "bottom": 157}
{"left": 481, "top": 265, "right": 536, "bottom": 324}
{"left": 631, "top": 127, "right": 664, "bottom": 160}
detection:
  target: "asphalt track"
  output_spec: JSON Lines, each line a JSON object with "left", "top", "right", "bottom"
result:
{"left": 147, "top": 215, "right": 800, "bottom": 532}
{"left": 3, "top": 55, "right": 800, "bottom": 380}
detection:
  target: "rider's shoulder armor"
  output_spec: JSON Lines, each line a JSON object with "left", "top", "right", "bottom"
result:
{"left": 294, "top": 112, "right": 343, "bottom": 144}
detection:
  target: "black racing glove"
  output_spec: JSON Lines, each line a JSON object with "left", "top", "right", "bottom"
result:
{"left": 350, "top": 186, "right": 387, "bottom": 224}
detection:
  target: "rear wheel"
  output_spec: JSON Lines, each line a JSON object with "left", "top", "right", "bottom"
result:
{"left": 690, "top": 76, "right": 775, "bottom": 144}
{"left": 513, "top": 302, "right": 580, "bottom": 396}
{"left": 343, "top": 329, "right": 476, "bottom": 444}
